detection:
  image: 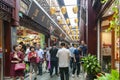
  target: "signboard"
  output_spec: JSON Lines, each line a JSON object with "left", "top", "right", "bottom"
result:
{"left": 0, "top": 54, "right": 2, "bottom": 58}
{"left": 28, "top": 1, "right": 50, "bottom": 28}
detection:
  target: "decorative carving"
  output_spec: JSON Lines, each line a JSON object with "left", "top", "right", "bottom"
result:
{"left": 2, "top": 0, "right": 15, "bottom": 7}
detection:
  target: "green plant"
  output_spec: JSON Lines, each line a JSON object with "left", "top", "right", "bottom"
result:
{"left": 96, "top": 70, "right": 119, "bottom": 80}
{"left": 105, "top": 0, "right": 120, "bottom": 37}
{"left": 82, "top": 54, "right": 101, "bottom": 75}
{"left": 101, "top": 0, "right": 108, "bottom": 4}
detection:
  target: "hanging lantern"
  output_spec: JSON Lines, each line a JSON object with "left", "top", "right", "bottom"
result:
{"left": 61, "top": 6, "right": 67, "bottom": 14}
{"left": 69, "top": 25, "right": 72, "bottom": 29}
{"left": 63, "top": 25, "right": 67, "bottom": 29}
{"left": 75, "top": 26, "right": 78, "bottom": 29}
{"left": 66, "top": 18, "right": 70, "bottom": 24}
{"left": 58, "top": 19, "right": 62, "bottom": 24}
{"left": 73, "top": 6, "right": 78, "bottom": 14}
{"left": 74, "top": 18, "right": 78, "bottom": 23}
{"left": 50, "top": 7, "right": 56, "bottom": 15}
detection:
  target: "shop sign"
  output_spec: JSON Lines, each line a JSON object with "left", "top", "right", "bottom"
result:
{"left": 0, "top": 48, "right": 2, "bottom": 58}
{"left": 27, "top": 1, "right": 50, "bottom": 29}
{"left": 2, "top": 0, "right": 15, "bottom": 7}
{"left": 0, "top": 54, "right": 2, "bottom": 58}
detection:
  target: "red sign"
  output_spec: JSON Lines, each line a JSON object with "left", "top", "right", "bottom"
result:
{"left": 0, "top": 48, "right": 2, "bottom": 53}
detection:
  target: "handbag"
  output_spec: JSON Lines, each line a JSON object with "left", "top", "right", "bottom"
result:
{"left": 48, "top": 61, "right": 51, "bottom": 69}
{"left": 36, "top": 57, "right": 40, "bottom": 63}
{"left": 14, "top": 63, "right": 26, "bottom": 71}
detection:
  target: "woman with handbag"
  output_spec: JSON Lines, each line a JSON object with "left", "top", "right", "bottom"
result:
{"left": 28, "top": 46, "right": 39, "bottom": 80}
{"left": 10, "top": 45, "right": 25, "bottom": 80}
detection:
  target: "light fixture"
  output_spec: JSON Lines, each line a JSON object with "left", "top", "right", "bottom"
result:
{"left": 74, "top": 18, "right": 78, "bottom": 23}
{"left": 58, "top": 19, "right": 62, "bottom": 24}
{"left": 66, "top": 18, "right": 70, "bottom": 24}
{"left": 61, "top": 6, "right": 67, "bottom": 14}
{"left": 69, "top": 25, "right": 72, "bottom": 29}
{"left": 75, "top": 26, "right": 78, "bottom": 29}
{"left": 50, "top": 7, "right": 56, "bottom": 15}
{"left": 73, "top": 6, "right": 78, "bottom": 14}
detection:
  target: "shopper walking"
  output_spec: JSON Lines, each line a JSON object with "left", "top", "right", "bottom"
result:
{"left": 36, "top": 44, "right": 44, "bottom": 75}
{"left": 50, "top": 44, "right": 58, "bottom": 77}
{"left": 72, "top": 47, "right": 82, "bottom": 77}
{"left": 46, "top": 47, "right": 51, "bottom": 72}
{"left": 28, "top": 46, "right": 38, "bottom": 80}
{"left": 80, "top": 41, "right": 87, "bottom": 56}
{"left": 56, "top": 43, "right": 71, "bottom": 80}
{"left": 10, "top": 45, "right": 25, "bottom": 80}
{"left": 69, "top": 44, "right": 75, "bottom": 69}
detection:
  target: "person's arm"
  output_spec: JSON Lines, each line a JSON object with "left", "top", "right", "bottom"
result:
{"left": 73, "top": 50, "right": 76, "bottom": 62}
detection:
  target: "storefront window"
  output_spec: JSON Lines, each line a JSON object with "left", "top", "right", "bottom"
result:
{"left": 17, "top": 26, "right": 45, "bottom": 49}
{"left": 101, "top": 31, "right": 112, "bottom": 72}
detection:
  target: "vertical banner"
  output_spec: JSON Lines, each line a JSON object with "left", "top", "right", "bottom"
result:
{"left": 40, "top": 34, "right": 45, "bottom": 49}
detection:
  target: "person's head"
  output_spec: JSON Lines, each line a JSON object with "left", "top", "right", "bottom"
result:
{"left": 19, "top": 42, "right": 24, "bottom": 45}
{"left": 36, "top": 44, "right": 40, "bottom": 50}
{"left": 72, "top": 44, "right": 74, "bottom": 47}
{"left": 81, "top": 40, "right": 85, "bottom": 45}
{"left": 61, "top": 43, "right": 65, "bottom": 47}
{"left": 13, "top": 45, "right": 19, "bottom": 51}
{"left": 30, "top": 46, "right": 35, "bottom": 52}
{"left": 26, "top": 44, "right": 30, "bottom": 48}
{"left": 53, "top": 43, "right": 56, "bottom": 48}
{"left": 18, "top": 44, "right": 22, "bottom": 50}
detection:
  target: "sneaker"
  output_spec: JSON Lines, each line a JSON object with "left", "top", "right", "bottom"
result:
{"left": 34, "top": 77, "right": 37, "bottom": 80}
{"left": 77, "top": 75, "right": 80, "bottom": 77}
{"left": 72, "top": 74, "right": 75, "bottom": 78}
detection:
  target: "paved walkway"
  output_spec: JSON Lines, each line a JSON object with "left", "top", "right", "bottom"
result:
{"left": 24, "top": 72, "right": 85, "bottom": 80}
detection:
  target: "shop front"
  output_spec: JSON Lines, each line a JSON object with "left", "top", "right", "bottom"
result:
{"left": 17, "top": 26, "right": 46, "bottom": 49}
{"left": 0, "top": 0, "right": 19, "bottom": 79}
{"left": 100, "top": 6, "right": 120, "bottom": 72}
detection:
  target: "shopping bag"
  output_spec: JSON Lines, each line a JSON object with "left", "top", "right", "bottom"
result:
{"left": 48, "top": 61, "right": 51, "bottom": 69}
{"left": 14, "top": 63, "right": 26, "bottom": 71}
{"left": 36, "top": 57, "right": 40, "bottom": 63}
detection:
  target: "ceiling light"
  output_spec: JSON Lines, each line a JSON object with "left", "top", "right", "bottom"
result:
{"left": 50, "top": 7, "right": 56, "bottom": 15}
{"left": 108, "top": 11, "right": 112, "bottom": 15}
{"left": 73, "top": 6, "right": 78, "bottom": 14}
{"left": 61, "top": 6, "right": 67, "bottom": 14}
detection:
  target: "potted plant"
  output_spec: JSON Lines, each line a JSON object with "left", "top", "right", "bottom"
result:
{"left": 96, "top": 69, "right": 119, "bottom": 80}
{"left": 82, "top": 54, "right": 101, "bottom": 80}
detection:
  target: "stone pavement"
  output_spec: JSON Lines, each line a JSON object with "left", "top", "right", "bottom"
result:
{"left": 25, "top": 72, "right": 85, "bottom": 80}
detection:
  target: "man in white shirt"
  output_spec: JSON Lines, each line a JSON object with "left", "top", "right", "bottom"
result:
{"left": 56, "top": 43, "right": 71, "bottom": 80}
{"left": 36, "top": 44, "right": 44, "bottom": 75}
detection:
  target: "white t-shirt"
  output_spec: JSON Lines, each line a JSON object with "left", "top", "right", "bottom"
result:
{"left": 56, "top": 47, "right": 71, "bottom": 67}
{"left": 36, "top": 49, "right": 44, "bottom": 59}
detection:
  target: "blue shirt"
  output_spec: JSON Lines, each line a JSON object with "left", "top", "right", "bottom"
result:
{"left": 69, "top": 47, "right": 75, "bottom": 57}
{"left": 74, "top": 49, "right": 81, "bottom": 62}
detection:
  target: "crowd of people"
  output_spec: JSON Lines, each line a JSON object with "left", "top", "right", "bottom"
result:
{"left": 10, "top": 41, "right": 87, "bottom": 80}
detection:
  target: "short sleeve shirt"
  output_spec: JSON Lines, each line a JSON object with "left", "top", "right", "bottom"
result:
{"left": 56, "top": 48, "right": 71, "bottom": 67}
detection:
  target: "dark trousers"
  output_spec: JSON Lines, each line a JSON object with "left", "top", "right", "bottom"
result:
{"left": 50, "top": 61, "right": 58, "bottom": 76}
{"left": 70, "top": 57, "right": 74, "bottom": 68}
{"left": 59, "top": 67, "right": 69, "bottom": 80}
{"left": 72, "top": 62, "right": 80, "bottom": 75}
{"left": 38, "top": 62, "right": 43, "bottom": 75}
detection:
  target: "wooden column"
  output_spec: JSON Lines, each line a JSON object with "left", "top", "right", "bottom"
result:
{"left": 4, "top": 21, "right": 11, "bottom": 76}
{"left": 111, "top": 29, "right": 115, "bottom": 69}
